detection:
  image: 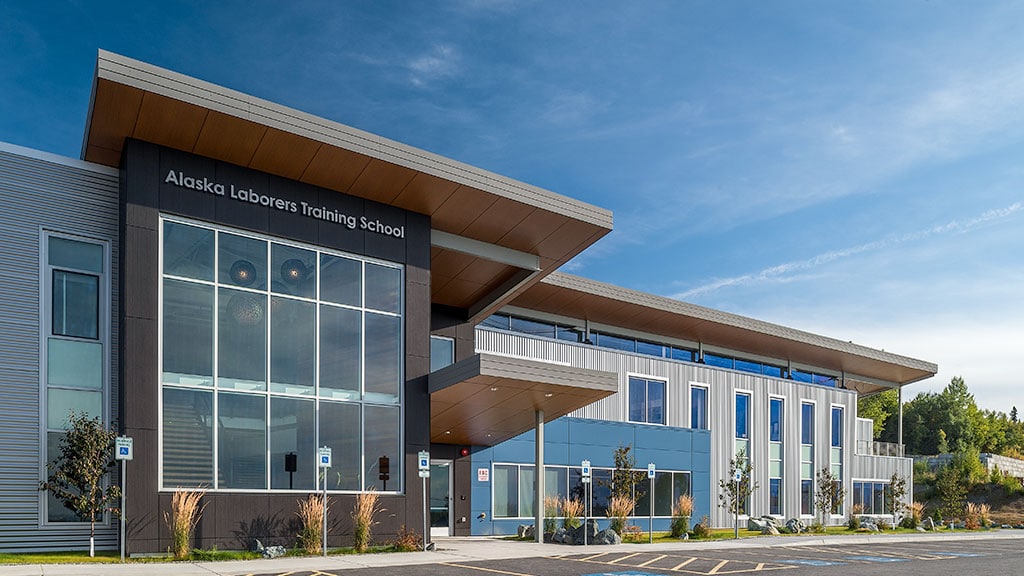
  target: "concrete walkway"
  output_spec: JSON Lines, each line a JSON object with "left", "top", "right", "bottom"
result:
{"left": 6, "top": 530, "right": 1024, "bottom": 576}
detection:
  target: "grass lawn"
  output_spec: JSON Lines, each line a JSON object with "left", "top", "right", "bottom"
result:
{"left": 0, "top": 544, "right": 412, "bottom": 565}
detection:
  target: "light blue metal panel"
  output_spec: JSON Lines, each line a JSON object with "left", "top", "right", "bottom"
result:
{"left": 0, "top": 144, "right": 120, "bottom": 552}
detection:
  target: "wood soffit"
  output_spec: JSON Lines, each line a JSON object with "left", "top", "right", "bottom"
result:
{"left": 82, "top": 52, "right": 613, "bottom": 313}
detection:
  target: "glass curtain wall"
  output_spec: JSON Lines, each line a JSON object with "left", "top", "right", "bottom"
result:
{"left": 160, "top": 218, "right": 403, "bottom": 492}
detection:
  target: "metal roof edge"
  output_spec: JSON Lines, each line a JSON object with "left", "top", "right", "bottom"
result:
{"left": 93, "top": 50, "right": 613, "bottom": 229}
{"left": 541, "top": 272, "right": 939, "bottom": 376}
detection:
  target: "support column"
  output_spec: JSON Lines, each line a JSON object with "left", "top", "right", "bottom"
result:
{"left": 898, "top": 386, "right": 904, "bottom": 455}
{"left": 535, "top": 409, "right": 544, "bottom": 544}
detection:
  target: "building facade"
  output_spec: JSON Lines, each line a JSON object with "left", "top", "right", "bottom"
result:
{"left": 0, "top": 51, "right": 935, "bottom": 553}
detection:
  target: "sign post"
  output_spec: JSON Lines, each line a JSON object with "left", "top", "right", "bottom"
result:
{"left": 318, "top": 447, "right": 332, "bottom": 556}
{"left": 648, "top": 463, "right": 656, "bottom": 544}
{"left": 733, "top": 469, "right": 741, "bottom": 539}
{"left": 581, "top": 460, "right": 591, "bottom": 546}
{"left": 115, "top": 437, "right": 133, "bottom": 562}
{"left": 418, "top": 451, "right": 430, "bottom": 551}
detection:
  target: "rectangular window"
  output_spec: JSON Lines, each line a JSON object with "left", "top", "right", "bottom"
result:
{"left": 160, "top": 218, "right": 404, "bottom": 493}
{"left": 595, "top": 332, "right": 634, "bottom": 352}
{"left": 430, "top": 335, "right": 455, "bottom": 372}
{"left": 831, "top": 407, "right": 844, "bottom": 448}
{"left": 628, "top": 377, "right": 665, "bottom": 425}
{"left": 735, "top": 392, "right": 750, "bottom": 439}
{"left": 769, "top": 478, "right": 782, "bottom": 516}
{"left": 704, "top": 354, "right": 733, "bottom": 369}
{"left": 768, "top": 397, "right": 783, "bottom": 515}
{"left": 690, "top": 385, "right": 708, "bottom": 430}
{"left": 493, "top": 464, "right": 518, "bottom": 518}
{"left": 800, "top": 479, "right": 813, "bottom": 515}
{"left": 800, "top": 402, "right": 814, "bottom": 515}
{"left": 509, "top": 316, "right": 555, "bottom": 338}
{"left": 769, "top": 398, "right": 783, "bottom": 443}
{"left": 801, "top": 402, "right": 814, "bottom": 445}
{"left": 43, "top": 234, "right": 109, "bottom": 523}
{"left": 830, "top": 406, "right": 844, "bottom": 502}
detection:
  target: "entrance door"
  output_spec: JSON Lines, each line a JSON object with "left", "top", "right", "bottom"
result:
{"left": 429, "top": 460, "right": 453, "bottom": 537}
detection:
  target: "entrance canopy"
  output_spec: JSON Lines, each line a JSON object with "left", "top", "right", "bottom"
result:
{"left": 429, "top": 353, "right": 617, "bottom": 446}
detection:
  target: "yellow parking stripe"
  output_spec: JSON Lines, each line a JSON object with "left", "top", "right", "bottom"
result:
{"left": 440, "top": 562, "right": 534, "bottom": 576}
{"left": 756, "top": 562, "right": 765, "bottom": 570}
{"left": 708, "top": 559, "right": 729, "bottom": 574}
{"left": 639, "top": 554, "right": 668, "bottom": 567}
{"left": 608, "top": 552, "right": 642, "bottom": 564}
{"left": 672, "top": 557, "right": 698, "bottom": 570}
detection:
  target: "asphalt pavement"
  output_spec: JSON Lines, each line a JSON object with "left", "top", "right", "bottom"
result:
{"left": 5, "top": 530, "right": 1024, "bottom": 576}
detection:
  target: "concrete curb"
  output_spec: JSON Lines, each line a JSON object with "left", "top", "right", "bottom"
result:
{"left": 7, "top": 530, "right": 1024, "bottom": 576}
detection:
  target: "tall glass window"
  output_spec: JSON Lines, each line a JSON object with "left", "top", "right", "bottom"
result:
{"left": 160, "top": 218, "right": 403, "bottom": 492}
{"left": 628, "top": 377, "right": 665, "bottom": 425}
{"left": 800, "top": 402, "right": 814, "bottom": 515}
{"left": 735, "top": 391, "right": 751, "bottom": 515}
{"left": 768, "top": 397, "right": 783, "bottom": 515}
{"left": 830, "top": 406, "right": 844, "bottom": 514}
{"left": 43, "top": 234, "right": 108, "bottom": 522}
{"left": 690, "top": 385, "right": 708, "bottom": 430}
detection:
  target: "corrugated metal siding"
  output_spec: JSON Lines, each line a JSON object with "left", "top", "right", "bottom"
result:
{"left": 476, "top": 328, "right": 912, "bottom": 527}
{"left": 0, "top": 146, "right": 120, "bottom": 552}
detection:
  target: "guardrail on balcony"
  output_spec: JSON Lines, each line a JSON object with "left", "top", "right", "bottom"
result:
{"left": 857, "top": 440, "right": 905, "bottom": 457}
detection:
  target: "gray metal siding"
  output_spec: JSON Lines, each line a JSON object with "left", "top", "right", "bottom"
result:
{"left": 0, "top": 144, "right": 120, "bottom": 552}
{"left": 476, "top": 328, "right": 913, "bottom": 527}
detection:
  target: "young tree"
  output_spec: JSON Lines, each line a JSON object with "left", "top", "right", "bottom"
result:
{"left": 886, "top": 472, "right": 908, "bottom": 527}
{"left": 598, "top": 444, "right": 648, "bottom": 503}
{"left": 935, "top": 464, "right": 967, "bottom": 521}
{"left": 814, "top": 467, "right": 845, "bottom": 529}
{"left": 718, "top": 449, "right": 758, "bottom": 536}
{"left": 41, "top": 412, "right": 121, "bottom": 557}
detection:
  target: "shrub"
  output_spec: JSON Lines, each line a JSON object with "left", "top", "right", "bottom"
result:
{"left": 978, "top": 502, "right": 992, "bottom": 527}
{"left": 847, "top": 504, "right": 863, "bottom": 530}
{"left": 352, "top": 489, "right": 383, "bottom": 552}
{"left": 606, "top": 495, "right": 633, "bottom": 534}
{"left": 996, "top": 472, "right": 1023, "bottom": 497}
{"left": 165, "top": 489, "right": 206, "bottom": 560}
{"left": 670, "top": 494, "right": 694, "bottom": 538}
{"left": 964, "top": 503, "right": 980, "bottom": 530}
{"left": 901, "top": 501, "right": 925, "bottom": 529}
{"left": 691, "top": 515, "right": 711, "bottom": 539}
{"left": 296, "top": 494, "right": 326, "bottom": 554}
{"left": 544, "top": 495, "right": 560, "bottom": 534}
{"left": 877, "top": 518, "right": 892, "bottom": 531}
{"left": 393, "top": 525, "right": 422, "bottom": 551}
{"left": 562, "top": 497, "right": 583, "bottom": 529}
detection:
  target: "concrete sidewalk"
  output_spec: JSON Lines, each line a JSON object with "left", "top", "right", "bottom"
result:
{"left": 6, "top": 530, "right": 1024, "bottom": 576}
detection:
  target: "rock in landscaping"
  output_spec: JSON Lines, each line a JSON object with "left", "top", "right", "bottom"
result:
{"left": 922, "top": 517, "right": 935, "bottom": 531}
{"left": 785, "top": 518, "right": 806, "bottom": 534}
{"left": 593, "top": 528, "right": 622, "bottom": 545}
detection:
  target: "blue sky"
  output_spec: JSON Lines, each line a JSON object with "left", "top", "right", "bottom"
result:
{"left": 2, "top": 1, "right": 1022, "bottom": 412}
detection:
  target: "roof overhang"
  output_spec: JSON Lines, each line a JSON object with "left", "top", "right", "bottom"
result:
{"left": 429, "top": 353, "right": 617, "bottom": 446}
{"left": 510, "top": 273, "right": 938, "bottom": 394}
{"left": 82, "top": 50, "right": 612, "bottom": 321}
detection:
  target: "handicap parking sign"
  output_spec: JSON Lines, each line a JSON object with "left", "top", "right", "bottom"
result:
{"left": 318, "top": 447, "right": 332, "bottom": 468}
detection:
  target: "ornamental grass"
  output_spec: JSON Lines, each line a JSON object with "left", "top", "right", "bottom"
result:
{"left": 296, "top": 493, "right": 326, "bottom": 554}
{"left": 164, "top": 488, "right": 205, "bottom": 560}
{"left": 352, "top": 488, "right": 383, "bottom": 552}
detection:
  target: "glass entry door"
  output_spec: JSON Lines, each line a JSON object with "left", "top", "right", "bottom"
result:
{"left": 429, "top": 460, "right": 452, "bottom": 537}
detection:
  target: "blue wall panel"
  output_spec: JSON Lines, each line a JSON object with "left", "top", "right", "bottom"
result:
{"left": 471, "top": 417, "right": 712, "bottom": 536}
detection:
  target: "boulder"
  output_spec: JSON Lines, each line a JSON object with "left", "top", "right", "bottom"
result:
{"left": 761, "top": 524, "right": 780, "bottom": 535}
{"left": 860, "top": 520, "right": 879, "bottom": 532}
{"left": 593, "top": 528, "right": 622, "bottom": 545}
{"left": 747, "top": 517, "right": 768, "bottom": 531}
{"left": 785, "top": 518, "right": 806, "bottom": 534}
{"left": 568, "top": 519, "right": 599, "bottom": 545}
{"left": 551, "top": 528, "right": 567, "bottom": 543}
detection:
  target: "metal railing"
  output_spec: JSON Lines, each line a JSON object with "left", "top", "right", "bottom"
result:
{"left": 857, "top": 440, "right": 904, "bottom": 457}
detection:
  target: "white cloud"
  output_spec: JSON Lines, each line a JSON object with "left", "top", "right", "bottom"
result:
{"left": 408, "top": 44, "right": 461, "bottom": 87}
{"left": 670, "top": 202, "right": 1023, "bottom": 300}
